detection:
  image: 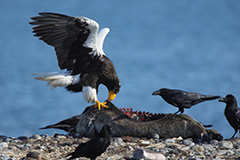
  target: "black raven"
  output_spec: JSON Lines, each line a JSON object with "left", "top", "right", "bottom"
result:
{"left": 219, "top": 94, "right": 240, "bottom": 139}
{"left": 152, "top": 88, "right": 220, "bottom": 114}
{"left": 66, "top": 125, "right": 111, "bottom": 160}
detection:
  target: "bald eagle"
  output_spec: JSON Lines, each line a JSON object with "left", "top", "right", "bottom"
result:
{"left": 30, "top": 12, "right": 121, "bottom": 109}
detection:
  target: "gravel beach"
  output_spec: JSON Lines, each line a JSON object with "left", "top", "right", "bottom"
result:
{"left": 0, "top": 133, "right": 240, "bottom": 160}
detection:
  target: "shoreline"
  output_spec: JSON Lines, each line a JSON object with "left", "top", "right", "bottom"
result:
{"left": 0, "top": 133, "right": 240, "bottom": 160}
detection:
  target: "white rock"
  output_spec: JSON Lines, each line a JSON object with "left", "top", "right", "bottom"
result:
{"left": 133, "top": 148, "right": 166, "bottom": 160}
{"left": 0, "top": 142, "right": 8, "bottom": 149}
{"left": 140, "top": 140, "right": 150, "bottom": 145}
{"left": 164, "top": 138, "right": 175, "bottom": 143}
{"left": 111, "top": 137, "right": 124, "bottom": 146}
{"left": 219, "top": 141, "right": 233, "bottom": 149}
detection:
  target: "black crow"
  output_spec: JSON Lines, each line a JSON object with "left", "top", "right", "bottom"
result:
{"left": 30, "top": 12, "right": 121, "bottom": 110}
{"left": 66, "top": 125, "right": 111, "bottom": 160}
{"left": 219, "top": 94, "right": 240, "bottom": 139}
{"left": 152, "top": 88, "right": 220, "bottom": 114}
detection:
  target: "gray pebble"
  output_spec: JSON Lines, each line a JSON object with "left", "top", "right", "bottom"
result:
{"left": 0, "top": 135, "right": 7, "bottom": 140}
{"left": 18, "top": 136, "right": 28, "bottom": 141}
{"left": 111, "top": 137, "right": 124, "bottom": 146}
{"left": 16, "top": 144, "right": 24, "bottom": 149}
{"left": 182, "top": 139, "right": 195, "bottom": 147}
{"left": 191, "top": 144, "right": 204, "bottom": 152}
{"left": 147, "top": 132, "right": 160, "bottom": 139}
{"left": 235, "top": 149, "right": 240, "bottom": 155}
{"left": 164, "top": 138, "right": 175, "bottom": 143}
{"left": 204, "top": 150, "right": 211, "bottom": 156}
{"left": 0, "top": 142, "right": 8, "bottom": 149}
{"left": 25, "top": 143, "right": 32, "bottom": 148}
{"left": 31, "top": 134, "right": 41, "bottom": 140}
{"left": 40, "top": 134, "right": 49, "bottom": 138}
{"left": 219, "top": 140, "right": 233, "bottom": 149}
{"left": 181, "top": 146, "right": 190, "bottom": 150}
{"left": 225, "top": 150, "right": 234, "bottom": 155}
{"left": 210, "top": 139, "right": 218, "bottom": 146}
{"left": 218, "top": 149, "right": 227, "bottom": 155}
{"left": 62, "top": 141, "right": 72, "bottom": 146}
{"left": 128, "top": 146, "right": 134, "bottom": 151}
{"left": 202, "top": 144, "right": 214, "bottom": 151}
{"left": 3, "top": 137, "right": 12, "bottom": 143}
{"left": 233, "top": 142, "right": 240, "bottom": 149}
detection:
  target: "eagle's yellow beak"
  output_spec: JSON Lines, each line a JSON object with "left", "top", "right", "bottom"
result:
{"left": 107, "top": 90, "right": 116, "bottom": 101}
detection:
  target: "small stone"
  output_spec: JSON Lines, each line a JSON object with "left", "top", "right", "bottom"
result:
{"left": 26, "top": 151, "right": 42, "bottom": 160}
{"left": 147, "top": 132, "right": 160, "bottom": 139}
{"left": 53, "top": 133, "right": 65, "bottom": 138}
{"left": 191, "top": 144, "right": 204, "bottom": 152}
{"left": 3, "top": 137, "right": 12, "bottom": 143}
{"left": 210, "top": 139, "right": 218, "bottom": 146}
{"left": 202, "top": 144, "right": 214, "bottom": 151}
{"left": 25, "top": 143, "right": 32, "bottom": 148}
{"left": 182, "top": 139, "right": 195, "bottom": 147}
{"left": 218, "top": 149, "right": 227, "bottom": 155}
{"left": 172, "top": 136, "right": 183, "bottom": 142}
{"left": 111, "top": 137, "right": 124, "bottom": 146}
{"left": 128, "top": 145, "right": 134, "bottom": 151}
{"left": 225, "top": 150, "right": 234, "bottom": 155}
{"left": 139, "top": 140, "right": 150, "bottom": 146}
{"left": 18, "top": 136, "right": 28, "bottom": 141}
{"left": 164, "top": 138, "right": 175, "bottom": 143}
{"left": 133, "top": 148, "right": 166, "bottom": 160}
{"left": 60, "top": 141, "right": 72, "bottom": 146}
{"left": 181, "top": 146, "right": 190, "bottom": 150}
{"left": 0, "top": 142, "right": 8, "bottom": 149}
{"left": 31, "top": 134, "right": 41, "bottom": 140}
{"left": 40, "top": 134, "right": 49, "bottom": 138}
{"left": 0, "top": 135, "right": 7, "bottom": 140}
{"left": 235, "top": 149, "right": 240, "bottom": 155}
{"left": 219, "top": 140, "right": 233, "bottom": 149}
{"left": 16, "top": 144, "right": 24, "bottom": 149}
{"left": 233, "top": 142, "right": 240, "bottom": 149}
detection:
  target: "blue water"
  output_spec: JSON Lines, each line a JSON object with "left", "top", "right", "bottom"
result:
{"left": 1, "top": 0, "right": 240, "bottom": 139}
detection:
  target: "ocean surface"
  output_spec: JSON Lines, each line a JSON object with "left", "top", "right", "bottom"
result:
{"left": 0, "top": 0, "right": 240, "bottom": 139}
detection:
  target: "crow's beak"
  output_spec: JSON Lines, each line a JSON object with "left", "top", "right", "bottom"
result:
{"left": 152, "top": 90, "right": 161, "bottom": 95}
{"left": 219, "top": 97, "right": 226, "bottom": 102}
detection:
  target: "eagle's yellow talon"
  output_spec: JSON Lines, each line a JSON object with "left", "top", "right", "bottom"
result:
{"left": 94, "top": 100, "right": 108, "bottom": 110}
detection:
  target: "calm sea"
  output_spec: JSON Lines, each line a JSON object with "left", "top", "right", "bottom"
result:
{"left": 0, "top": 0, "right": 240, "bottom": 139}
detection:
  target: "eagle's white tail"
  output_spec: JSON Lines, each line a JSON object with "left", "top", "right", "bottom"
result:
{"left": 32, "top": 72, "right": 80, "bottom": 89}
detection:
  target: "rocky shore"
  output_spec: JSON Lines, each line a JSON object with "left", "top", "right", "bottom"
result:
{"left": 0, "top": 133, "right": 240, "bottom": 160}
